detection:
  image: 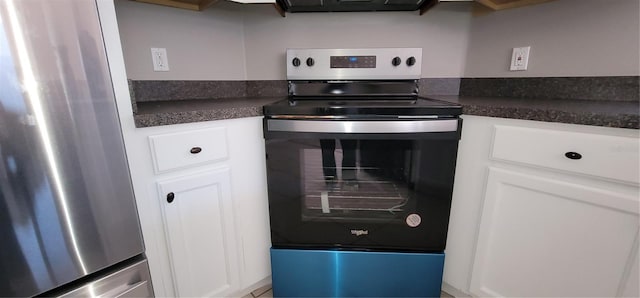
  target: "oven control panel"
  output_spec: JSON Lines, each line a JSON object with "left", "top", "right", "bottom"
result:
{"left": 330, "top": 55, "right": 376, "bottom": 68}
{"left": 287, "top": 48, "right": 422, "bottom": 80}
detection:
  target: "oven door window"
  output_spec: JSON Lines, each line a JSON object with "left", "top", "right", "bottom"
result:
{"left": 265, "top": 134, "right": 459, "bottom": 252}
{"left": 302, "top": 139, "right": 415, "bottom": 223}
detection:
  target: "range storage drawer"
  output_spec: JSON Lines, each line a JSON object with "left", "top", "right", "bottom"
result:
{"left": 271, "top": 248, "right": 445, "bottom": 297}
{"left": 491, "top": 125, "right": 639, "bottom": 184}
{"left": 149, "top": 127, "right": 228, "bottom": 173}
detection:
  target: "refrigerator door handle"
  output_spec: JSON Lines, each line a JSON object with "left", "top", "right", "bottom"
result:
{"left": 113, "top": 281, "right": 151, "bottom": 298}
{"left": 58, "top": 260, "right": 153, "bottom": 298}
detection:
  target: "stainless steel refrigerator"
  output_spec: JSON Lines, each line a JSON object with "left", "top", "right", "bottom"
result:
{"left": 0, "top": 0, "right": 152, "bottom": 296}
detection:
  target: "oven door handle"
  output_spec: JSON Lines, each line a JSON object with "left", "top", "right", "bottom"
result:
{"left": 266, "top": 119, "right": 459, "bottom": 134}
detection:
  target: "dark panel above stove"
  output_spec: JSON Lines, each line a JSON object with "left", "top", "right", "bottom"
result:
{"left": 290, "top": 81, "right": 418, "bottom": 98}
{"left": 279, "top": 0, "right": 430, "bottom": 12}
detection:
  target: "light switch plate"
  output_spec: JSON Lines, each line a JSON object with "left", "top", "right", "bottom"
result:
{"left": 151, "top": 48, "right": 170, "bottom": 72}
{"left": 510, "top": 46, "right": 530, "bottom": 71}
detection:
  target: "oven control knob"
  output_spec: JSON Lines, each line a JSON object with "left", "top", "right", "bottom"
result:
{"left": 392, "top": 56, "right": 401, "bottom": 66}
{"left": 406, "top": 56, "right": 416, "bottom": 66}
{"left": 292, "top": 57, "right": 301, "bottom": 67}
{"left": 306, "top": 57, "right": 315, "bottom": 67}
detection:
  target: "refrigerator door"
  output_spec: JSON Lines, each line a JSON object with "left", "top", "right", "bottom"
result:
{"left": 0, "top": 0, "right": 144, "bottom": 296}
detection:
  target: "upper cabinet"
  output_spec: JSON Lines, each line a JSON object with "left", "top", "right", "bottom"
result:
{"left": 475, "top": 0, "right": 555, "bottom": 10}
{"left": 132, "top": 0, "right": 221, "bottom": 11}
{"left": 131, "top": 0, "right": 283, "bottom": 16}
{"left": 132, "top": 0, "right": 277, "bottom": 12}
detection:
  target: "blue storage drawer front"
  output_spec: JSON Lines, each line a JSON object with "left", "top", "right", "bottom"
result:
{"left": 271, "top": 248, "right": 445, "bottom": 297}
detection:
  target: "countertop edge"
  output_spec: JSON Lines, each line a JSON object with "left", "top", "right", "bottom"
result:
{"left": 133, "top": 97, "right": 639, "bottom": 129}
{"left": 460, "top": 105, "right": 639, "bottom": 129}
{"left": 134, "top": 106, "right": 264, "bottom": 128}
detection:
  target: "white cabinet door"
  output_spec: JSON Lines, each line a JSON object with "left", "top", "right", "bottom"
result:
{"left": 157, "top": 168, "right": 240, "bottom": 297}
{"left": 470, "top": 167, "right": 639, "bottom": 297}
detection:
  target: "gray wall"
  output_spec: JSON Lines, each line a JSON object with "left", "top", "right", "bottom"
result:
{"left": 242, "top": 3, "right": 472, "bottom": 80}
{"left": 115, "top": 0, "right": 247, "bottom": 80}
{"left": 115, "top": 0, "right": 640, "bottom": 80}
{"left": 114, "top": 1, "right": 472, "bottom": 80}
{"left": 463, "top": 0, "right": 640, "bottom": 77}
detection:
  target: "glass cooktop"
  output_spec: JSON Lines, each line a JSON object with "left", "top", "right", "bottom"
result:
{"left": 263, "top": 97, "right": 462, "bottom": 118}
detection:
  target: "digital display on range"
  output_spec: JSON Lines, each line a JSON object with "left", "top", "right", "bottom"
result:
{"left": 330, "top": 55, "right": 376, "bottom": 68}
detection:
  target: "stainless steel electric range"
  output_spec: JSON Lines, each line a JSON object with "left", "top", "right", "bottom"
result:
{"left": 263, "top": 48, "right": 462, "bottom": 297}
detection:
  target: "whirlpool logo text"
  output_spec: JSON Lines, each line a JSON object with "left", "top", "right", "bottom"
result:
{"left": 350, "top": 229, "right": 369, "bottom": 236}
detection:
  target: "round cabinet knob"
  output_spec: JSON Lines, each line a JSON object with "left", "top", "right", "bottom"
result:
{"left": 292, "top": 57, "right": 301, "bottom": 67}
{"left": 190, "top": 147, "right": 202, "bottom": 154}
{"left": 392, "top": 57, "right": 402, "bottom": 66}
{"left": 167, "top": 192, "right": 175, "bottom": 203}
{"left": 406, "top": 56, "right": 416, "bottom": 66}
{"left": 565, "top": 152, "right": 582, "bottom": 160}
{"left": 306, "top": 57, "right": 315, "bottom": 67}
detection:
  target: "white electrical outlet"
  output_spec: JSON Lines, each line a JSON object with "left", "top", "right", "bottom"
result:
{"left": 151, "top": 48, "right": 170, "bottom": 72}
{"left": 510, "top": 46, "right": 530, "bottom": 71}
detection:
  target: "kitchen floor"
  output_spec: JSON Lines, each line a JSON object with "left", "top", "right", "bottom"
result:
{"left": 244, "top": 284, "right": 272, "bottom": 298}
{"left": 244, "top": 284, "right": 454, "bottom": 297}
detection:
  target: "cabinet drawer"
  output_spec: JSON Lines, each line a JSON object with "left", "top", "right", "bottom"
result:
{"left": 491, "top": 125, "right": 639, "bottom": 184}
{"left": 149, "top": 127, "right": 228, "bottom": 173}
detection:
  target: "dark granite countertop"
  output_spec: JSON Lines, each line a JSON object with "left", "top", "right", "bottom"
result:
{"left": 134, "top": 97, "right": 283, "bottom": 127}
{"left": 133, "top": 96, "right": 639, "bottom": 129}
{"left": 426, "top": 96, "right": 639, "bottom": 129}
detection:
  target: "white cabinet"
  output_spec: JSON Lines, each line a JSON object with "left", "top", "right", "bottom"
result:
{"left": 157, "top": 169, "right": 240, "bottom": 297}
{"left": 443, "top": 115, "right": 640, "bottom": 297}
{"left": 470, "top": 168, "right": 639, "bottom": 297}
{"left": 147, "top": 117, "right": 271, "bottom": 297}
{"left": 104, "top": 117, "right": 271, "bottom": 297}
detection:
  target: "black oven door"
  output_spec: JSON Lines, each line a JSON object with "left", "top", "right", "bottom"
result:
{"left": 264, "top": 118, "right": 461, "bottom": 252}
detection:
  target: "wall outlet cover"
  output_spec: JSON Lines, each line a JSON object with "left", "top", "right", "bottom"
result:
{"left": 510, "top": 46, "right": 530, "bottom": 71}
{"left": 151, "top": 48, "right": 170, "bottom": 72}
